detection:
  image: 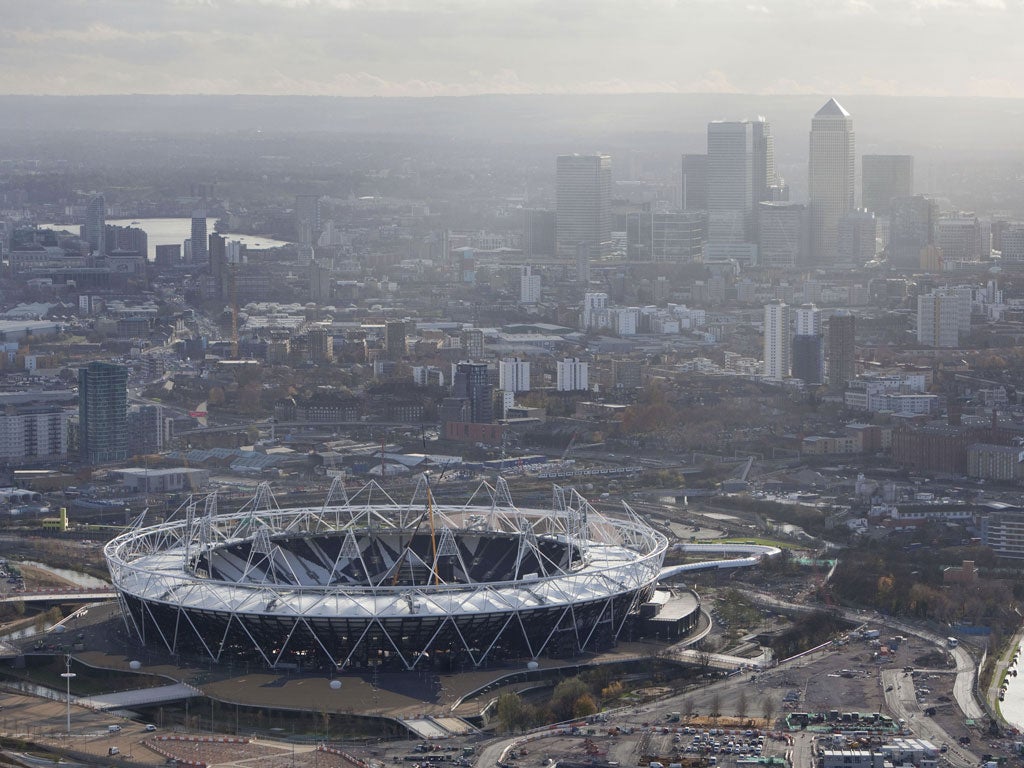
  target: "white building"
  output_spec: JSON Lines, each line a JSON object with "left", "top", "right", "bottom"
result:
{"left": 917, "top": 292, "right": 961, "bottom": 347}
{"left": 794, "top": 303, "right": 820, "bottom": 336}
{"left": 519, "top": 266, "right": 541, "bottom": 304}
{"left": 556, "top": 154, "right": 612, "bottom": 258}
{"left": 763, "top": 301, "right": 791, "bottom": 381}
{"left": 556, "top": 358, "right": 589, "bottom": 391}
{"left": 0, "top": 407, "right": 70, "bottom": 464}
{"left": 498, "top": 357, "right": 531, "bottom": 393}
{"left": 611, "top": 308, "right": 638, "bottom": 336}
{"left": 809, "top": 98, "right": 855, "bottom": 265}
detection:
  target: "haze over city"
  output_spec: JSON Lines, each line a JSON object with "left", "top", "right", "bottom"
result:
{"left": 3, "top": 0, "right": 1024, "bottom": 97}
{"left": 4, "top": 2, "right": 1024, "bottom": 768}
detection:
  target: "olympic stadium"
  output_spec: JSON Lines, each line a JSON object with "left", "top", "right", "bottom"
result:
{"left": 103, "top": 477, "right": 686, "bottom": 672}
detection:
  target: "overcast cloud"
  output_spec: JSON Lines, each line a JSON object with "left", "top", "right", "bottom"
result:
{"left": 2, "top": 0, "right": 1022, "bottom": 97}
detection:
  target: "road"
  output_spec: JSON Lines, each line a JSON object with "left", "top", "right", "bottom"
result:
{"left": 747, "top": 592, "right": 985, "bottom": 722}
{"left": 882, "top": 667, "right": 979, "bottom": 768}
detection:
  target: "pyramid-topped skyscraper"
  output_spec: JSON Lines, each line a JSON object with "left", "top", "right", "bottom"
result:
{"left": 809, "top": 98, "right": 855, "bottom": 265}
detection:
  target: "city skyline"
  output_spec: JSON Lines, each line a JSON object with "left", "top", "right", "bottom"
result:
{"left": 3, "top": 0, "right": 1023, "bottom": 98}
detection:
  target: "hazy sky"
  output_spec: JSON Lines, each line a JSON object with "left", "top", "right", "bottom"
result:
{"left": 3, "top": 0, "right": 1022, "bottom": 98}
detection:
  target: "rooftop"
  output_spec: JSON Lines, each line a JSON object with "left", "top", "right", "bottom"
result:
{"left": 815, "top": 97, "right": 851, "bottom": 118}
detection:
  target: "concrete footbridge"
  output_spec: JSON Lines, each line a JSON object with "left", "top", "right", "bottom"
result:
{"left": 658, "top": 542, "right": 782, "bottom": 580}
{"left": 0, "top": 587, "right": 116, "bottom": 604}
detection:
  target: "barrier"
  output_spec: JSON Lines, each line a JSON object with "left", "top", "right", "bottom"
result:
{"left": 318, "top": 744, "right": 369, "bottom": 768}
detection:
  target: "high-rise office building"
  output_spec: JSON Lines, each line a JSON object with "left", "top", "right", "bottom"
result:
{"left": 626, "top": 211, "right": 705, "bottom": 262}
{"left": 680, "top": 154, "right": 708, "bottom": 211}
{"left": 751, "top": 119, "right": 777, "bottom": 206}
{"left": 85, "top": 195, "right": 106, "bottom": 255}
{"left": 190, "top": 212, "right": 208, "bottom": 265}
{"left": 889, "top": 195, "right": 939, "bottom": 269}
{"left": 707, "top": 121, "right": 753, "bottom": 242}
{"left": 498, "top": 358, "right": 531, "bottom": 393}
{"left": 826, "top": 311, "right": 856, "bottom": 388}
{"left": 837, "top": 210, "right": 877, "bottom": 266}
{"left": 862, "top": 155, "right": 913, "bottom": 216}
{"left": 556, "top": 154, "right": 612, "bottom": 258}
{"left": 917, "top": 293, "right": 961, "bottom": 348}
{"left": 453, "top": 362, "right": 493, "bottom": 423}
{"left": 757, "top": 202, "right": 806, "bottom": 269}
{"left": 809, "top": 98, "right": 855, "bottom": 265}
{"left": 556, "top": 358, "right": 589, "bottom": 392}
{"left": 78, "top": 361, "right": 128, "bottom": 464}
{"left": 523, "top": 209, "right": 556, "bottom": 258}
{"left": 763, "top": 302, "right": 791, "bottom": 381}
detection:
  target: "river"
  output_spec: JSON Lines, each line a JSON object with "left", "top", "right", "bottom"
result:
{"left": 19, "top": 561, "right": 109, "bottom": 588}
{"left": 38, "top": 218, "right": 290, "bottom": 262}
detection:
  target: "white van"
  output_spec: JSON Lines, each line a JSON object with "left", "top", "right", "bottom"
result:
{"left": 108, "top": 725, "right": 122, "bottom": 733}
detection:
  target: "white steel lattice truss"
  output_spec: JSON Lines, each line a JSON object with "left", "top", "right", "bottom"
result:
{"left": 104, "top": 478, "right": 669, "bottom": 671}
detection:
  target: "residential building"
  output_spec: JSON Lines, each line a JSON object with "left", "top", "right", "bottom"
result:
{"left": 84, "top": 194, "right": 106, "bottom": 255}
{"left": 452, "top": 362, "right": 493, "bottom": 423}
{"left": 498, "top": 357, "right": 531, "bottom": 393}
{"left": 763, "top": 301, "right": 791, "bottom": 381}
{"left": 556, "top": 357, "right": 589, "bottom": 391}
{"left": 385, "top": 320, "right": 407, "bottom": 360}
{"left": 0, "top": 406, "right": 70, "bottom": 464}
{"left": 827, "top": 310, "right": 856, "bottom": 388}
{"left": 519, "top": 266, "right": 541, "bottom": 304}
{"left": 190, "top": 211, "right": 208, "bottom": 265}
{"left": 938, "top": 214, "right": 986, "bottom": 262}
{"left": 582, "top": 292, "right": 608, "bottom": 329}
{"left": 917, "top": 292, "right": 961, "bottom": 348}
{"left": 809, "top": 98, "right": 855, "bottom": 265}
{"left": 78, "top": 361, "right": 128, "bottom": 464}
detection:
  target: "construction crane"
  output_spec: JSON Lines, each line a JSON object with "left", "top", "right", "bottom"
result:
{"left": 561, "top": 430, "right": 579, "bottom": 461}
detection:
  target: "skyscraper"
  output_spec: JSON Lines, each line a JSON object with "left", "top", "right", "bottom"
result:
{"left": 295, "top": 194, "right": 322, "bottom": 245}
{"left": 826, "top": 311, "right": 856, "bottom": 389}
{"left": 862, "top": 155, "right": 913, "bottom": 216}
{"left": 190, "top": 212, "right": 208, "bottom": 265}
{"left": 763, "top": 302, "right": 791, "bottom": 381}
{"left": 751, "top": 118, "right": 777, "bottom": 206}
{"left": 626, "top": 211, "right": 705, "bottom": 262}
{"left": 792, "top": 303, "right": 823, "bottom": 385}
{"left": 889, "top": 195, "right": 939, "bottom": 269}
{"left": 522, "top": 209, "right": 556, "bottom": 258}
{"left": 84, "top": 194, "right": 106, "bottom": 255}
{"left": 757, "top": 202, "right": 806, "bottom": 269}
{"left": 556, "top": 154, "right": 612, "bottom": 258}
{"left": 78, "top": 361, "right": 128, "bottom": 464}
{"left": 706, "top": 121, "right": 755, "bottom": 265}
{"left": 837, "top": 210, "right": 877, "bottom": 266}
{"left": 809, "top": 98, "right": 855, "bottom": 265}
{"left": 680, "top": 154, "right": 708, "bottom": 211}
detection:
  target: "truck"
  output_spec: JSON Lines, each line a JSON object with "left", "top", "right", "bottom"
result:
{"left": 862, "top": 630, "right": 881, "bottom": 640}
{"left": 947, "top": 637, "right": 959, "bottom": 649}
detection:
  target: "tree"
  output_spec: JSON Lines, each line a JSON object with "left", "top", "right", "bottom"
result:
{"left": 710, "top": 692, "right": 722, "bottom": 727}
{"left": 496, "top": 692, "right": 527, "bottom": 734}
{"left": 736, "top": 689, "right": 749, "bottom": 722}
{"left": 573, "top": 694, "right": 598, "bottom": 718}
{"left": 551, "top": 677, "right": 590, "bottom": 721}
{"left": 761, "top": 697, "right": 776, "bottom": 728}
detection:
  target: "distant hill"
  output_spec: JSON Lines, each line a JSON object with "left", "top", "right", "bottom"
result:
{"left": 0, "top": 93, "right": 1021, "bottom": 161}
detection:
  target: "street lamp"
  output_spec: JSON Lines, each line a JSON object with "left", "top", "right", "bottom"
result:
{"left": 60, "top": 655, "right": 76, "bottom": 736}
